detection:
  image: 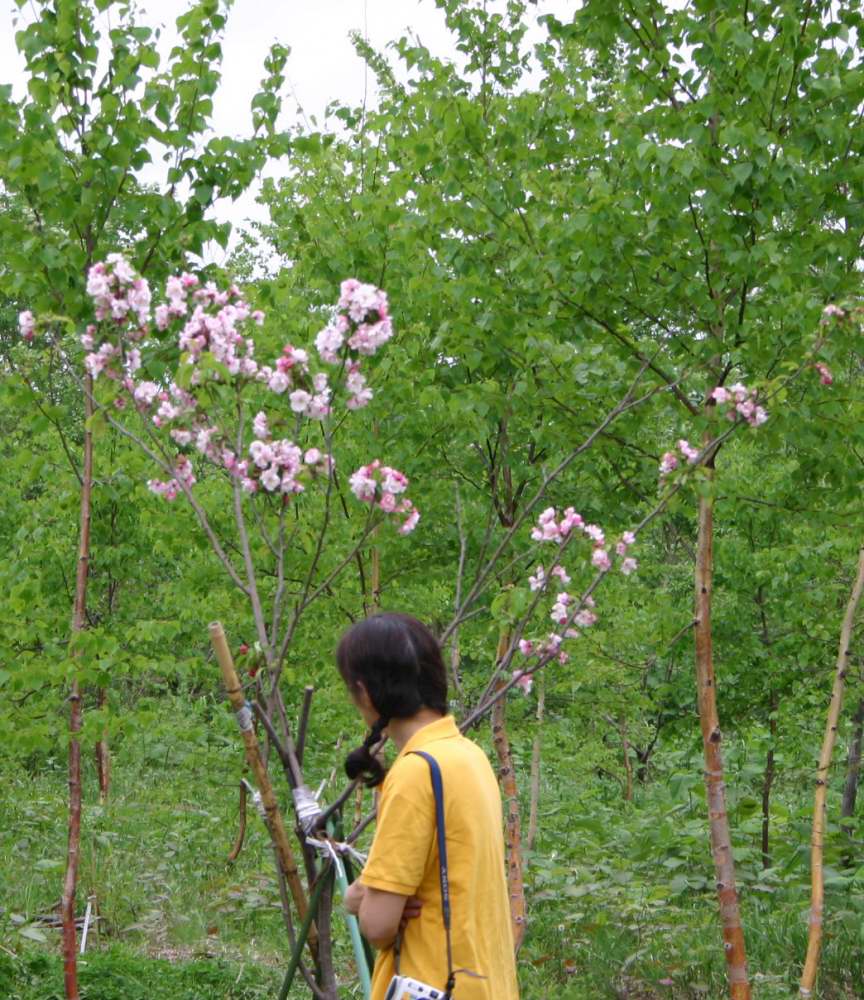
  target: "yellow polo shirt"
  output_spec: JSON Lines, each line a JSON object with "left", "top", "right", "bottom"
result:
{"left": 359, "top": 716, "right": 519, "bottom": 999}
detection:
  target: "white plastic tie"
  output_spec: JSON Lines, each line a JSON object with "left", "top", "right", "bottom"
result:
{"left": 234, "top": 701, "right": 254, "bottom": 733}
{"left": 293, "top": 784, "right": 324, "bottom": 834}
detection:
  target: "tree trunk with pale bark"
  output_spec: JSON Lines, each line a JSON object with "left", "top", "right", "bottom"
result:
{"left": 800, "top": 547, "right": 864, "bottom": 997}
{"left": 694, "top": 478, "right": 750, "bottom": 1000}
{"left": 62, "top": 374, "right": 94, "bottom": 1000}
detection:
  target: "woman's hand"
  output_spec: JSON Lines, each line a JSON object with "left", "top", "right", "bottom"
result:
{"left": 398, "top": 895, "right": 423, "bottom": 932}
{"left": 344, "top": 879, "right": 366, "bottom": 916}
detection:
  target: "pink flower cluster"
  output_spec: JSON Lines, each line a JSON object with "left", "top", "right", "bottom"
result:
{"left": 814, "top": 362, "right": 833, "bottom": 386}
{"left": 530, "top": 505, "right": 636, "bottom": 577}
{"left": 239, "top": 414, "right": 331, "bottom": 495}
{"left": 65, "top": 256, "right": 414, "bottom": 524}
{"left": 147, "top": 456, "right": 196, "bottom": 501}
{"left": 315, "top": 279, "right": 393, "bottom": 409}
{"left": 512, "top": 508, "right": 640, "bottom": 693}
{"left": 659, "top": 438, "right": 700, "bottom": 477}
{"left": 709, "top": 383, "right": 768, "bottom": 427}
{"left": 18, "top": 311, "right": 35, "bottom": 342}
{"left": 86, "top": 254, "right": 152, "bottom": 329}
{"left": 348, "top": 460, "right": 420, "bottom": 534}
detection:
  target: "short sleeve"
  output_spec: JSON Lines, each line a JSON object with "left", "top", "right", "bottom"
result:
{"left": 359, "top": 754, "right": 435, "bottom": 896}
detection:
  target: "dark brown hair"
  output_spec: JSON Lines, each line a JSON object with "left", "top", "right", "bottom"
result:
{"left": 337, "top": 612, "right": 447, "bottom": 786}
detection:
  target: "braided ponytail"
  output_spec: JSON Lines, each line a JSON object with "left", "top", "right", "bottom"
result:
{"left": 344, "top": 715, "right": 389, "bottom": 787}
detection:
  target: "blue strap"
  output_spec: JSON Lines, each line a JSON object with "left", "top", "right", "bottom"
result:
{"left": 411, "top": 750, "right": 455, "bottom": 997}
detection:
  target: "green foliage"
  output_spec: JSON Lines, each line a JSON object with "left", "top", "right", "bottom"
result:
{"left": 2, "top": 0, "right": 864, "bottom": 997}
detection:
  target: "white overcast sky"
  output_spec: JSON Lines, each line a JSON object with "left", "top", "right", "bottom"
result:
{"left": 0, "top": 1, "right": 573, "bottom": 261}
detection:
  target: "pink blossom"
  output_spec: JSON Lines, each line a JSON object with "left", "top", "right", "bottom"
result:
{"left": 399, "top": 504, "right": 420, "bottom": 535}
{"left": 290, "top": 389, "right": 311, "bottom": 413}
{"left": 815, "top": 362, "right": 833, "bottom": 386}
{"left": 381, "top": 466, "right": 408, "bottom": 494}
{"left": 677, "top": 439, "right": 700, "bottom": 464}
{"left": 512, "top": 670, "right": 533, "bottom": 695}
{"left": 528, "top": 566, "right": 546, "bottom": 592}
{"left": 659, "top": 451, "right": 678, "bottom": 475}
{"left": 575, "top": 608, "right": 597, "bottom": 628}
{"left": 260, "top": 466, "right": 281, "bottom": 492}
{"left": 518, "top": 639, "right": 534, "bottom": 656}
{"left": 379, "top": 492, "right": 397, "bottom": 513}
{"left": 170, "top": 429, "right": 193, "bottom": 446}
{"left": 621, "top": 557, "right": 638, "bottom": 576}
{"left": 133, "top": 381, "right": 160, "bottom": 407}
{"left": 559, "top": 507, "right": 584, "bottom": 535}
{"left": 268, "top": 371, "right": 291, "bottom": 394}
{"left": 251, "top": 310, "right": 265, "bottom": 326}
{"left": 592, "top": 548, "right": 611, "bottom": 571}
{"left": 349, "top": 464, "right": 378, "bottom": 502}
{"left": 550, "top": 565, "right": 570, "bottom": 584}
{"left": 532, "top": 507, "right": 561, "bottom": 542}
{"left": 346, "top": 366, "right": 373, "bottom": 409}
{"left": 304, "top": 448, "right": 322, "bottom": 465}
{"left": 147, "top": 478, "right": 179, "bottom": 501}
{"left": 822, "top": 303, "right": 845, "bottom": 321}
{"left": 710, "top": 386, "right": 729, "bottom": 404}
{"left": 315, "top": 323, "right": 345, "bottom": 363}
{"left": 307, "top": 392, "right": 331, "bottom": 420}
{"left": 253, "top": 411, "right": 269, "bottom": 439}
{"left": 250, "top": 440, "right": 274, "bottom": 469}
{"left": 124, "top": 348, "right": 142, "bottom": 374}
{"left": 584, "top": 524, "right": 605, "bottom": 545}
{"left": 18, "top": 310, "right": 35, "bottom": 341}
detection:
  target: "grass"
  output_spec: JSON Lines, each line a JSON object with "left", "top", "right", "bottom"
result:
{"left": 1, "top": 700, "right": 863, "bottom": 998}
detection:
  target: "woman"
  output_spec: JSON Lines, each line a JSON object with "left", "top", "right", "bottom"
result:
{"left": 340, "top": 613, "right": 519, "bottom": 1000}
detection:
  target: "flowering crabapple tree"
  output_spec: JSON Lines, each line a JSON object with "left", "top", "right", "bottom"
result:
{"left": 23, "top": 256, "right": 424, "bottom": 996}
{"left": 73, "top": 256, "right": 419, "bottom": 682}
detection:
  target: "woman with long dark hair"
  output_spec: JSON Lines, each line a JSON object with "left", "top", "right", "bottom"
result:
{"left": 340, "top": 613, "right": 519, "bottom": 999}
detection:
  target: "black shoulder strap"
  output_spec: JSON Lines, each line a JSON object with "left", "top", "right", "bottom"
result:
{"left": 411, "top": 750, "right": 456, "bottom": 999}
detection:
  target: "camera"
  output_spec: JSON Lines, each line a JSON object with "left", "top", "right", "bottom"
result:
{"left": 384, "top": 975, "right": 447, "bottom": 999}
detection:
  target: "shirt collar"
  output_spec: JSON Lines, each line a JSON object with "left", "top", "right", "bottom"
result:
{"left": 397, "top": 715, "right": 459, "bottom": 760}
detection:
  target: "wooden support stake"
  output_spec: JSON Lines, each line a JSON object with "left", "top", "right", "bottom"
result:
{"left": 209, "top": 621, "right": 317, "bottom": 957}
{"left": 800, "top": 547, "right": 864, "bottom": 996}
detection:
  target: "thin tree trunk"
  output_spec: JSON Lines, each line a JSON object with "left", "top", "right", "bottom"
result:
{"left": 209, "top": 622, "right": 317, "bottom": 960}
{"left": 694, "top": 483, "right": 750, "bottom": 1000}
{"left": 62, "top": 374, "right": 94, "bottom": 1000}
{"left": 314, "top": 874, "right": 338, "bottom": 1000}
{"left": 800, "top": 547, "right": 864, "bottom": 997}
{"left": 620, "top": 715, "right": 633, "bottom": 803}
{"left": 491, "top": 628, "right": 526, "bottom": 951}
{"left": 95, "top": 688, "right": 110, "bottom": 804}
{"left": 526, "top": 671, "right": 545, "bottom": 854}
{"left": 840, "top": 697, "right": 864, "bottom": 849}
{"left": 761, "top": 694, "right": 778, "bottom": 870}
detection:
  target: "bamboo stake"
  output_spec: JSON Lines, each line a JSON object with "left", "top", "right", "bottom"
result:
{"left": 62, "top": 372, "right": 94, "bottom": 1000}
{"left": 800, "top": 546, "right": 864, "bottom": 996}
{"left": 209, "top": 621, "right": 317, "bottom": 957}
{"left": 694, "top": 480, "right": 750, "bottom": 1000}
{"left": 491, "top": 628, "right": 526, "bottom": 951}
